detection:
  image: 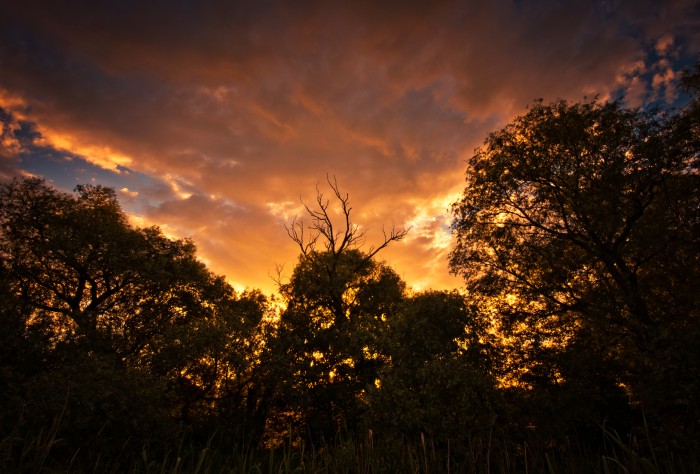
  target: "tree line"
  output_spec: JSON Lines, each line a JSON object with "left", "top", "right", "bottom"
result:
{"left": 1, "top": 67, "right": 698, "bottom": 467}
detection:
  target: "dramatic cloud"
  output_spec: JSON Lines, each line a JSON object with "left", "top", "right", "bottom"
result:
{"left": 1, "top": 0, "right": 698, "bottom": 294}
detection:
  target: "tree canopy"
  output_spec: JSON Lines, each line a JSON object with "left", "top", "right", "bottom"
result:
{"left": 450, "top": 96, "right": 699, "bottom": 446}
{"left": 262, "top": 178, "right": 408, "bottom": 440}
{"left": 0, "top": 177, "right": 271, "bottom": 453}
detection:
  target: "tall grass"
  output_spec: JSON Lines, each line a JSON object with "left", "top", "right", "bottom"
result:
{"left": 1, "top": 421, "right": 695, "bottom": 473}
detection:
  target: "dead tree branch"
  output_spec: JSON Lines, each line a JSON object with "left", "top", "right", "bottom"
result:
{"left": 284, "top": 175, "right": 409, "bottom": 267}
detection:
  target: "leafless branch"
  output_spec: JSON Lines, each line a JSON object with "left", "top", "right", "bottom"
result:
{"left": 269, "top": 263, "right": 286, "bottom": 288}
{"left": 284, "top": 175, "right": 409, "bottom": 264}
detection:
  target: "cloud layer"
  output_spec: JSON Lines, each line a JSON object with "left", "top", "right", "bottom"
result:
{"left": 1, "top": 0, "right": 698, "bottom": 293}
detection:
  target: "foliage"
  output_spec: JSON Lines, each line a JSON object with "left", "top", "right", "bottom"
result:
{"left": 263, "top": 178, "right": 408, "bottom": 442}
{"left": 367, "top": 290, "right": 501, "bottom": 444}
{"left": 450, "top": 97, "right": 699, "bottom": 447}
{"left": 0, "top": 177, "right": 270, "bottom": 457}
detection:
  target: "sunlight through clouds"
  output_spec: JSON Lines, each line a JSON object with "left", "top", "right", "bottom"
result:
{"left": 119, "top": 187, "right": 138, "bottom": 197}
{"left": 404, "top": 195, "right": 456, "bottom": 251}
{"left": 266, "top": 201, "right": 305, "bottom": 223}
{"left": 35, "top": 130, "right": 133, "bottom": 172}
{"left": 1, "top": 0, "right": 698, "bottom": 294}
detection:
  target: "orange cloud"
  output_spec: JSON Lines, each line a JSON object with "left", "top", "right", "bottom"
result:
{"left": 36, "top": 129, "right": 133, "bottom": 172}
{"left": 2, "top": 0, "right": 698, "bottom": 295}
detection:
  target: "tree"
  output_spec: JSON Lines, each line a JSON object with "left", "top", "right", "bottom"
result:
{"left": 366, "top": 290, "right": 500, "bottom": 444}
{"left": 283, "top": 176, "right": 408, "bottom": 327}
{"left": 449, "top": 98, "right": 699, "bottom": 444}
{"left": 0, "top": 178, "right": 269, "bottom": 454}
{"left": 263, "top": 178, "right": 408, "bottom": 442}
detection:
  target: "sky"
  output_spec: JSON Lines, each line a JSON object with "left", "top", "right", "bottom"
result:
{"left": 1, "top": 0, "right": 698, "bottom": 296}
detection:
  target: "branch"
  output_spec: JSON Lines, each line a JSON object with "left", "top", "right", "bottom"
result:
{"left": 365, "top": 223, "right": 410, "bottom": 261}
{"left": 284, "top": 175, "right": 410, "bottom": 269}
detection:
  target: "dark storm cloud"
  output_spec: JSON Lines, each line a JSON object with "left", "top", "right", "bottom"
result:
{"left": 1, "top": 0, "right": 697, "bottom": 292}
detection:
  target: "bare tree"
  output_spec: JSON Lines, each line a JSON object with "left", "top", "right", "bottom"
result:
{"left": 285, "top": 175, "right": 409, "bottom": 271}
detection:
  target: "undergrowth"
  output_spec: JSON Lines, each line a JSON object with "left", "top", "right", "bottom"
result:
{"left": 1, "top": 419, "right": 696, "bottom": 474}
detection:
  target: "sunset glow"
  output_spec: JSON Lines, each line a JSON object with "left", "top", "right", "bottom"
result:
{"left": 1, "top": 0, "right": 697, "bottom": 295}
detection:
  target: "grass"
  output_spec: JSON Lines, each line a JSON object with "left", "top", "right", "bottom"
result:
{"left": 1, "top": 421, "right": 696, "bottom": 473}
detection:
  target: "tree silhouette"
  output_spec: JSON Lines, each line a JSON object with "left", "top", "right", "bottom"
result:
{"left": 450, "top": 98, "right": 699, "bottom": 445}
{"left": 0, "top": 178, "right": 269, "bottom": 453}
{"left": 264, "top": 177, "right": 408, "bottom": 441}
{"left": 367, "top": 290, "right": 500, "bottom": 444}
